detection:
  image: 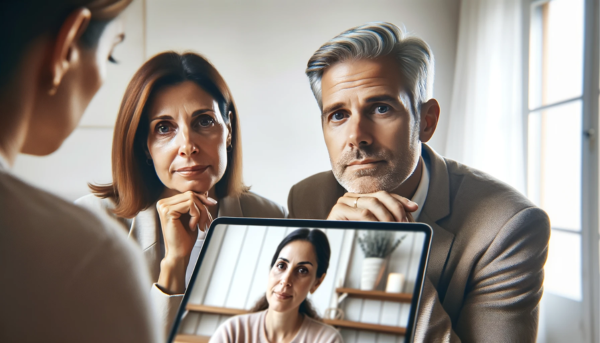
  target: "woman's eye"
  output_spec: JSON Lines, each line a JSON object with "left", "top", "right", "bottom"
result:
{"left": 331, "top": 112, "right": 346, "bottom": 122}
{"left": 156, "top": 123, "right": 171, "bottom": 134}
{"left": 374, "top": 105, "right": 390, "bottom": 114}
{"left": 276, "top": 262, "right": 286, "bottom": 270}
{"left": 197, "top": 115, "right": 215, "bottom": 127}
{"left": 298, "top": 267, "right": 308, "bottom": 274}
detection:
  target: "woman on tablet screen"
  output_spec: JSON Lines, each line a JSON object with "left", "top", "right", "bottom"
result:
{"left": 76, "top": 51, "right": 286, "bottom": 338}
{"left": 211, "top": 229, "right": 343, "bottom": 343}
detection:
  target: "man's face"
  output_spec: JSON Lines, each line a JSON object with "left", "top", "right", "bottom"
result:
{"left": 320, "top": 56, "right": 421, "bottom": 194}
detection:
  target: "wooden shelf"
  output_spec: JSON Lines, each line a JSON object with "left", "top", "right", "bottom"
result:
{"left": 324, "top": 319, "right": 406, "bottom": 335}
{"left": 186, "top": 304, "right": 248, "bottom": 316}
{"left": 336, "top": 287, "right": 412, "bottom": 303}
{"left": 174, "top": 334, "right": 210, "bottom": 343}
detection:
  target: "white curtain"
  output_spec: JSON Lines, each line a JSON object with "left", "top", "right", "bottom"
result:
{"left": 445, "top": 0, "right": 525, "bottom": 194}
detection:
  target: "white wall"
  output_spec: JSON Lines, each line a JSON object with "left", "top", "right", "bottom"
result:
{"left": 13, "top": 0, "right": 460, "bottom": 209}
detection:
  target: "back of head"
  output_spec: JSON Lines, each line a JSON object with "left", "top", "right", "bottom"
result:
{"left": 306, "top": 22, "right": 434, "bottom": 117}
{"left": 0, "top": 0, "right": 130, "bottom": 91}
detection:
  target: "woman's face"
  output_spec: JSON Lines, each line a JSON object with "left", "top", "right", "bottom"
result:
{"left": 266, "top": 241, "right": 326, "bottom": 314}
{"left": 146, "top": 81, "right": 231, "bottom": 195}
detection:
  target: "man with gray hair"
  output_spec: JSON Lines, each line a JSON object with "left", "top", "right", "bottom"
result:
{"left": 288, "top": 22, "right": 550, "bottom": 342}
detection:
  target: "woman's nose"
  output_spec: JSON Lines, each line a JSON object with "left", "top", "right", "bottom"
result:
{"left": 280, "top": 272, "right": 292, "bottom": 287}
{"left": 176, "top": 128, "right": 199, "bottom": 157}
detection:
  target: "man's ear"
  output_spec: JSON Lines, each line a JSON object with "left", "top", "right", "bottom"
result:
{"left": 419, "top": 98, "right": 440, "bottom": 143}
{"left": 48, "top": 8, "right": 91, "bottom": 95}
{"left": 310, "top": 273, "right": 326, "bottom": 294}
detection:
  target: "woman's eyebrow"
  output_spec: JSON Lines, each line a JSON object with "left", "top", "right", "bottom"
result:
{"left": 191, "top": 109, "right": 215, "bottom": 116}
{"left": 149, "top": 114, "right": 173, "bottom": 123}
{"left": 297, "top": 261, "right": 313, "bottom": 266}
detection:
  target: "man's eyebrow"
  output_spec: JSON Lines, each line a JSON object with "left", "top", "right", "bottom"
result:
{"left": 322, "top": 103, "right": 345, "bottom": 117}
{"left": 365, "top": 95, "right": 400, "bottom": 103}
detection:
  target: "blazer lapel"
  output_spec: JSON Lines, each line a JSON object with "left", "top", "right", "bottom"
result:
{"left": 129, "top": 205, "right": 162, "bottom": 280}
{"left": 218, "top": 195, "right": 244, "bottom": 217}
{"left": 420, "top": 144, "right": 455, "bottom": 288}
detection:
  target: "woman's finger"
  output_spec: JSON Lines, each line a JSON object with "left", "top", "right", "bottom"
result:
{"left": 192, "top": 191, "right": 218, "bottom": 207}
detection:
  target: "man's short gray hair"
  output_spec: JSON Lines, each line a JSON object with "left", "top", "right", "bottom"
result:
{"left": 306, "top": 22, "right": 434, "bottom": 116}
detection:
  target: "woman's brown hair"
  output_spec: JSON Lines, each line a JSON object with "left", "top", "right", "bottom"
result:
{"left": 90, "top": 51, "right": 247, "bottom": 218}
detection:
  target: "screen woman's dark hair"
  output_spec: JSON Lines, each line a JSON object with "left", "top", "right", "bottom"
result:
{"left": 250, "top": 228, "right": 331, "bottom": 320}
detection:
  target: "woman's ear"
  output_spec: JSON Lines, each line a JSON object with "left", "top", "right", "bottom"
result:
{"left": 310, "top": 273, "right": 326, "bottom": 294}
{"left": 48, "top": 8, "right": 92, "bottom": 95}
{"left": 226, "top": 111, "right": 232, "bottom": 147}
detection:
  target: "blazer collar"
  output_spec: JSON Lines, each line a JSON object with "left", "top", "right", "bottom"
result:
{"left": 420, "top": 144, "right": 455, "bottom": 287}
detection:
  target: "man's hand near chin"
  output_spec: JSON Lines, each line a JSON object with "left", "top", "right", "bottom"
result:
{"left": 327, "top": 190, "right": 419, "bottom": 222}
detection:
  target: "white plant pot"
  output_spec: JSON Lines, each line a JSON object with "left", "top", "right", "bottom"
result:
{"left": 361, "top": 257, "right": 386, "bottom": 290}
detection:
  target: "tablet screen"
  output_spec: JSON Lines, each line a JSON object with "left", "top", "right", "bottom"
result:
{"left": 169, "top": 218, "right": 431, "bottom": 343}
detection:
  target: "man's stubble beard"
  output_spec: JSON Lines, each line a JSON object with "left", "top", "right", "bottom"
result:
{"left": 332, "top": 143, "right": 420, "bottom": 194}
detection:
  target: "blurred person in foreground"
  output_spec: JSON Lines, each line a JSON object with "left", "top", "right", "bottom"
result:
{"left": 76, "top": 51, "right": 286, "bottom": 337}
{"left": 0, "top": 1, "right": 160, "bottom": 342}
{"left": 288, "top": 22, "right": 550, "bottom": 342}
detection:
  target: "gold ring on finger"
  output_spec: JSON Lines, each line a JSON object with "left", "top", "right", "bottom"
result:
{"left": 354, "top": 197, "right": 360, "bottom": 208}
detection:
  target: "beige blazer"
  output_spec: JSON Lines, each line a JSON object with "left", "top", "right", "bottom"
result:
{"left": 76, "top": 191, "right": 286, "bottom": 340}
{"left": 0, "top": 171, "right": 159, "bottom": 342}
{"left": 287, "top": 144, "right": 550, "bottom": 342}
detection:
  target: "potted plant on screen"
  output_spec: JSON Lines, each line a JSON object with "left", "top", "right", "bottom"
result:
{"left": 358, "top": 231, "right": 406, "bottom": 291}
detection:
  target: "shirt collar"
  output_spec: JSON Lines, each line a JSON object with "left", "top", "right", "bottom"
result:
{"left": 410, "top": 158, "right": 430, "bottom": 221}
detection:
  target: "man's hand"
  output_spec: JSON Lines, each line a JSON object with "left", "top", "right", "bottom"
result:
{"left": 327, "top": 191, "right": 418, "bottom": 222}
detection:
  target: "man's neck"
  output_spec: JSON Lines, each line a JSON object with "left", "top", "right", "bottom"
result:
{"left": 391, "top": 158, "right": 423, "bottom": 200}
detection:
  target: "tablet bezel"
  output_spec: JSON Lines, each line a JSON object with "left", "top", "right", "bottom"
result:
{"left": 167, "top": 217, "right": 432, "bottom": 343}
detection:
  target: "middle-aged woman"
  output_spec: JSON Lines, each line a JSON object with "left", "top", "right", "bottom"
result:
{"left": 76, "top": 51, "right": 286, "bottom": 337}
{"left": 0, "top": 0, "right": 161, "bottom": 342}
{"left": 211, "top": 229, "right": 343, "bottom": 343}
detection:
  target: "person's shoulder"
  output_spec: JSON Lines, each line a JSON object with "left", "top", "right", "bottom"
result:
{"left": 290, "top": 171, "right": 339, "bottom": 194}
{"left": 301, "top": 316, "right": 343, "bottom": 342}
{"left": 75, "top": 193, "right": 116, "bottom": 213}
{"left": 239, "top": 191, "right": 287, "bottom": 218}
{"left": 440, "top": 157, "right": 549, "bottom": 236}
{"left": 288, "top": 171, "right": 344, "bottom": 219}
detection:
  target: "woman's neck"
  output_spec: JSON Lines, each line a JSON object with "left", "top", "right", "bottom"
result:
{"left": 264, "top": 309, "right": 304, "bottom": 343}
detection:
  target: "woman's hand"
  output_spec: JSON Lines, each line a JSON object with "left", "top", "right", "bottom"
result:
{"left": 156, "top": 191, "right": 217, "bottom": 294}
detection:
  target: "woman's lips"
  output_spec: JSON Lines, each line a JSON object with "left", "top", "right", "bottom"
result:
{"left": 174, "top": 165, "right": 209, "bottom": 176}
{"left": 273, "top": 292, "right": 292, "bottom": 300}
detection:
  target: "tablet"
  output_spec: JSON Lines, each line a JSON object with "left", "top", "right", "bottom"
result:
{"left": 168, "top": 218, "right": 432, "bottom": 343}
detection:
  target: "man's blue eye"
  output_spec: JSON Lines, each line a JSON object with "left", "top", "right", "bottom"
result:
{"left": 332, "top": 112, "right": 345, "bottom": 121}
{"left": 375, "top": 105, "right": 390, "bottom": 114}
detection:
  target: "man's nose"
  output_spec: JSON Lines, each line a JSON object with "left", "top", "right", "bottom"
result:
{"left": 176, "top": 126, "right": 199, "bottom": 157}
{"left": 346, "top": 113, "right": 373, "bottom": 148}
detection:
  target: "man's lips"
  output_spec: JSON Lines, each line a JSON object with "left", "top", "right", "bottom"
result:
{"left": 347, "top": 159, "right": 384, "bottom": 167}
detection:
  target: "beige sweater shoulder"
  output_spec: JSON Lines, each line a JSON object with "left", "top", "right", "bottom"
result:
{"left": 210, "top": 310, "right": 343, "bottom": 343}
